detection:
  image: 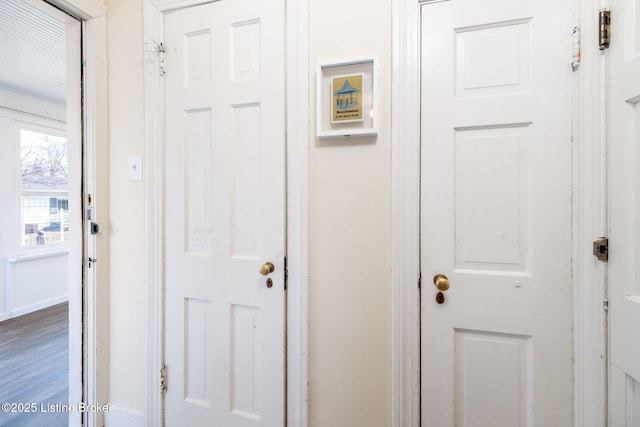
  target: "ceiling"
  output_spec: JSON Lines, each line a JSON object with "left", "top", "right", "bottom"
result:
{"left": 0, "top": 0, "right": 68, "bottom": 105}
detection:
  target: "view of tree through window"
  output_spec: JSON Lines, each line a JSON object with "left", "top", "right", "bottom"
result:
{"left": 20, "top": 129, "right": 69, "bottom": 247}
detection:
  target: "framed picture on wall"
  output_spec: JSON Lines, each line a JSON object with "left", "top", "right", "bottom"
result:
{"left": 316, "top": 56, "right": 377, "bottom": 138}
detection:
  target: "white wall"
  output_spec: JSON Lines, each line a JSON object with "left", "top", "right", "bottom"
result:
{"left": 105, "top": 0, "right": 393, "bottom": 424}
{"left": 7, "top": 252, "right": 69, "bottom": 315}
{"left": 308, "top": 0, "right": 392, "bottom": 426}
{"left": 105, "top": 0, "right": 148, "bottom": 419}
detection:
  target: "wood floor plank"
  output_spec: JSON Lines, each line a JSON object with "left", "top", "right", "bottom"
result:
{"left": 0, "top": 303, "right": 69, "bottom": 427}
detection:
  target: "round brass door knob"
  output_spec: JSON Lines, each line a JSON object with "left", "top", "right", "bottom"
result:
{"left": 259, "top": 262, "right": 275, "bottom": 276}
{"left": 433, "top": 274, "right": 450, "bottom": 292}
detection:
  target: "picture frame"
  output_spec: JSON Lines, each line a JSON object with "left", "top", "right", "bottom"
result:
{"left": 316, "top": 56, "right": 378, "bottom": 138}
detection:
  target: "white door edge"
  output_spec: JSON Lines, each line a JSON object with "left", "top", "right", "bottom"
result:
{"left": 142, "top": 2, "right": 165, "bottom": 426}
{"left": 572, "top": 1, "right": 609, "bottom": 425}
{"left": 142, "top": 1, "right": 310, "bottom": 425}
{"left": 389, "top": 1, "right": 608, "bottom": 427}
{"left": 45, "top": 1, "right": 109, "bottom": 426}
{"left": 284, "top": 0, "right": 310, "bottom": 425}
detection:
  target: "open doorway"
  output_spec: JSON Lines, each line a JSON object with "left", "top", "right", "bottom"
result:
{"left": 0, "top": 0, "right": 81, "bottom": 425}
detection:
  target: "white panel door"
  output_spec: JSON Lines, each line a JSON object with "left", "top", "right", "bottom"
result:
{"left": 164, "top": 1, "right": 285, "bottom": 426}
{"left": 420, "top": 0, "right": 573, "bottom": 426}
{"left": 608, "top": 0, "right": 640, "bottom": 424}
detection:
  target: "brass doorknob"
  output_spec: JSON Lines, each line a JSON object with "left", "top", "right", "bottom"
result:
{"left": 433, "top": 274, "right": 450, "bottom": 292}
{"left": 259, "top": 262, "right": 275, "bottom": 276}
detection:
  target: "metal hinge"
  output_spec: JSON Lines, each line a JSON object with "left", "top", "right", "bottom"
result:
{"left": 88, "top": 257, "right": 97, "bottom": 268}
{"left": 156, "top": 41, "right": 166, "bottom": 76}
{"left": 146, "top": 40, "right": 166, "bottom": 76}
{"left": 571, "top": 26, "right": 581, "bottom": 70}
{"left": 603, "top": 298, "right": 609, "bottom": 311}
{"left": 160, "top": 364, "right": 167, "bottom": 393}
{"left": 599, "top": 9, "right": 611, "bottom": 50}
{"left": 418, "top": 274, "right": 422, "bottom": 289}
{"left": 593, "top": 237, "right": 609, "bottom": 261}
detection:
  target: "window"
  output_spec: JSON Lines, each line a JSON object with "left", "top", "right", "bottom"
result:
{"left": 20, "top": 129, "right": 68, "bottom": 247}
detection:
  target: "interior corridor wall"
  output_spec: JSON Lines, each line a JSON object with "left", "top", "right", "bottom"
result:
{"left": 307, "top": 0, "right": 392, "bottom": 425}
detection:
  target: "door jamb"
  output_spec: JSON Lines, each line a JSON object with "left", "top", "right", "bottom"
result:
{"left": 390, "top": 1, "right": 421, "bottom": 427}
{"left": 143, "top": 1, "right": 310, "bottom": 425}
{"left": 573, "top": 0, "right": 609, "bottom": 424}
{"left": 390, "top": 1, "right": 608, "bottom": 426}
{"left": 45, "top": 1, "right": 108, "bottom": 426}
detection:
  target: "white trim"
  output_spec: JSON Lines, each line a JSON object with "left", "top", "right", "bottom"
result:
{"left": 46, "top": 0, "right": 105, "bottom": 19}
{"left": 0, "top": 88, "right": 66, "bottom": 122}
{"left": 5, "top": 296, "right": 69, "bottom": 319}
{"left": 150, "top": 0, "right": 212, "bottom": 12}
{"left": 390, "top": 1, "right": 421, "bottom": 427}
{"left": 80, "top": 13, "right": 110, "bottom": 427}
{"left": 573, "top": 0, "right": 609, "bottom": 425}
{"left": 143, "top": 1, "right": 309, "bottom": 425}
{"left": 44, "top": 2, "right": 111, "bottom": 426}
{"left": 286, "top": 0, "right": 309, "bottom": 424}
{"left": 104, "top": 405, "right": 146, "bottom": 427}
{"left": 143, "top": 1, "right": 165, "bottom": 426}
{"left": 8, "top": 249, "right": 68, "bottom": 263}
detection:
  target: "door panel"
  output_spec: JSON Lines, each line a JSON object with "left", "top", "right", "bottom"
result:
{"left": 164, "top": 1, "right": 285, "bottom": 426}
{"left": 420, "top": 0, "right": 572, "bottom": 425}
{"left": 609, "top": 0, "right": 640, "bottom": 423}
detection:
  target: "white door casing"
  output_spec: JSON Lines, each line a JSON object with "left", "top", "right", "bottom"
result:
{"left": 420, "top": 0, "right": 573, "bottom": 425}
{"left": 608, "top": 0, "right": 640, "bottom": 424}
{"left": 64, "top": 10, "right": 83, "bottom": 427}
{"left": 164, "top": 0, "right": 286, "bottom": 426}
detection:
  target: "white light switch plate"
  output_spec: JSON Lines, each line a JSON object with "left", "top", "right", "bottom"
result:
{"left": 128, "top": 155, "right": 142, "bottom": 181}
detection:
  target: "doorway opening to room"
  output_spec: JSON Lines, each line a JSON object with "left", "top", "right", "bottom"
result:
{"left": 0, "top": 0, "right": 83, "bottom": 425}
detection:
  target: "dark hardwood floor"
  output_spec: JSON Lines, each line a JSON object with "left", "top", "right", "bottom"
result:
{"left": 0, "top": 303, "right": 69, "bottom": 427}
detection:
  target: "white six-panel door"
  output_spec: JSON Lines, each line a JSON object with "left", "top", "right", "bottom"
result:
{"left": 164, "top": 1, "right": 286, "bottom": 425}
{"left": 608, "top": 0, "right": 640, "bottom": 424}
{"left": 420, "top": 0, "right": 573, "bottom": 425}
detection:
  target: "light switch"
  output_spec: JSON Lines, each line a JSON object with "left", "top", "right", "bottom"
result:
{"left": 128, "top": 155, "right": 142, "bottom": 181}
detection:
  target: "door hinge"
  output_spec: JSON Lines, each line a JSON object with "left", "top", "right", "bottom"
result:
{"left": 146, "top": 39, "right": 166, "bottom": 76}
{"left": 603, "top": 298, "right": 609, "bottom": 311}
{"left": 571, "top": 26, "right": 581, "bottom": 70}
{"left": 418, "top": 274, "right": 422, "bottom": 289}
{"left": 160, "top": 364, "right": 167, "bottom": 393}
{"left": 156, "top": 41, "right": 166, "bottom": 76}
{"left": 599, "top": 9, "right": 611, "bottom": 50}
{"left": 88, "top": 257, "right": 97, "bottom": 268}
{"left": 593, "top": 237, "right": 609, "bottom": 261}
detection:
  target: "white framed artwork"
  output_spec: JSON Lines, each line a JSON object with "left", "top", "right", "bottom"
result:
{"left": 316, "top": 56, "right": 378, "bottom": 138}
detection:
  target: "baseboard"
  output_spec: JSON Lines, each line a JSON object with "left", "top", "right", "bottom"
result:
{"left": 104, "top": 405, "right": 145, "bottom": 427}
{"left": 9, "top": 295, "right": 69, "bottom": 319}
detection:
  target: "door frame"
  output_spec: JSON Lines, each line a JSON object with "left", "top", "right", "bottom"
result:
{"left": 44, "top": 0, "right": 108, "bottom": 426}
{"left": 143, "top": 1, "right": 310, "bottom": 425}
{"left": 390, "top": 0, "right": 608, "bottom": 426}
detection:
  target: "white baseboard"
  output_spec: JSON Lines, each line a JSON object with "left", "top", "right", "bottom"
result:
{"left": 104, "top": 405, "right": 145, "bottom": 427}
{"left": 0, "top": 295, "right": 68, "bottom": 322}
{"left": 9, "top": 295, "right": 69, "bottom": 319}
